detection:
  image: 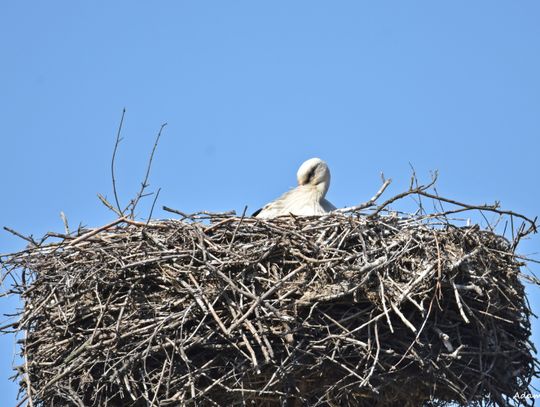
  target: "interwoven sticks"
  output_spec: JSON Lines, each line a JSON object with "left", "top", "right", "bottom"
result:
{"left": 2, "top": 209, "right": 537, "bottom": 406}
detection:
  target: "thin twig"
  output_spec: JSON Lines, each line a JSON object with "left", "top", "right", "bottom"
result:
{"left": 111, "top": 108, "right": 126, "bottom": 215}
{"left": 129, "top": 123, "right": 167, "bottom": 218}
{"left": 146, "top": 188, "right": 161, "bottom": 225}
{"left": 337, "top": 178, "right": 392, "bottom": 213}
{"left": 3, "top": 227, "right": 37, "bottom": 246}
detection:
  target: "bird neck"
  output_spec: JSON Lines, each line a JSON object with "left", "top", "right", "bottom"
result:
{"left": 302, "top": 182, "right": 328, "bottom": 199}
{"left": 317, "top": 181, "right": 329, "bottom": 197}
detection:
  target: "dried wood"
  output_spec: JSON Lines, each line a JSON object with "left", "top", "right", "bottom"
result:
{"left": 1, "top": 189, "right": 538, "bottom": 406}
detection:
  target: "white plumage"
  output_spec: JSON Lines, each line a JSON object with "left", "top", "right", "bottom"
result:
{"left": 254, "top": 157, "right": 336, "bottom": 219}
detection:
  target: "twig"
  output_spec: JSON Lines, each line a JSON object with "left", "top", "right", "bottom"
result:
{"left": 416, "top": 190, "right": 537, "bottom": 230}
{"left": 111, "top": 108, "right": 126, "bottom": 215}
{"left": 129, "top": 123, "right": 167, "bottom": 218}
{"left": 228, "top": 206, "right": 248, "bottom": 249}
{"left": 452, "top": 281, "right": 470, "bottom": 324}
{"left": 391, "top": 302, "right": 417, "bottom": 333}
{"left": 97, "top": 193, "right": 123, "bottom": 217}
{"left": 23, "top": 330, "right": 35, "bottom": 407}
{"left": 146, "top": 188, "right": 161, "bottom": 225}
{"left": 67, "top": 217, "right": 125, "bottom": 246}
{"left": 60, "top": 212, "right": 70, "bottom": 235}
{"left": 3, "top": 227, "right": 37, "bottom": 246}
{"left": 337, "top": 178, "right": 392, "bottom": 213}
{"left": 368, "top": 174, "right": 438, "bottom": 218}
{"left": 162, "top": 206, "right": 188, "bottom": 218}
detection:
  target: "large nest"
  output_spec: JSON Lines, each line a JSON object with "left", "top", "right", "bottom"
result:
{"left": 1, "top": 185, "right": 538, "bottom": 407}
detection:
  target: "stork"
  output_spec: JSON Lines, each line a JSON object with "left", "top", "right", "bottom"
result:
{"left": 253, "top": 158, "right": 336, "bottom": 219}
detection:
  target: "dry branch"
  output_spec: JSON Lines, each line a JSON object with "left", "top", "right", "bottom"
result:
{"left": 1, "top": 187, "right": 538, "bottom": 407}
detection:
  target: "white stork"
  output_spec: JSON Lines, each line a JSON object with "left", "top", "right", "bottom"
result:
{"left": 253, "top": 157, "right": 336, "bottom": 219}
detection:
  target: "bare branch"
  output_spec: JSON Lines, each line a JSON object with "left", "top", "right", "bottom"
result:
{"left": 128, "top": 123, "right": 167, "bottom": 218}
{"left": 3, "top": 226, "right": 37, "bottom": 246}
{"left": 97, "top": 193, "right": 123, "bottom": 217}
{"left": 368, "top": 173, "right": 439, "bottom": 218}
{"left": 111, "top": 108, "right": 126, "bottom": 216}
{"left": 337, "top": 178, "right": 392, "bottom": 213}
{"left": 146, "top": 188, "right": 161, "bottom": 225}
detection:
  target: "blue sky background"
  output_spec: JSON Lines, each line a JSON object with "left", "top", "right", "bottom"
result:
{"left": 1, "top": 1, "right": 539, "bottom": 403}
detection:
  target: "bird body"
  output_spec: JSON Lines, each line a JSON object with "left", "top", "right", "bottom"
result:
{"left": 254, "top": 158, "right": 336, "bottom": 219}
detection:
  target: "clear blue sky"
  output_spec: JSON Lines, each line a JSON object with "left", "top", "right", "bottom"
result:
{"left": 1, "top": 1, "right": 539, "bottom": 404}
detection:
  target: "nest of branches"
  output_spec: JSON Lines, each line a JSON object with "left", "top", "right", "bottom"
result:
{"left": 1, "top": 181, "right": 538, "bottom": 407}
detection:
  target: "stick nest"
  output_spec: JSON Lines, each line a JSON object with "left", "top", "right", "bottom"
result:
{"left": 1, "top": 208, "right": 538, "bottom": 406}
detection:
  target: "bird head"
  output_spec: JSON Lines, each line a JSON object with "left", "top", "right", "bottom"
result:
{"left": 296, "top": 157, "right": 331, "bottom": 195}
